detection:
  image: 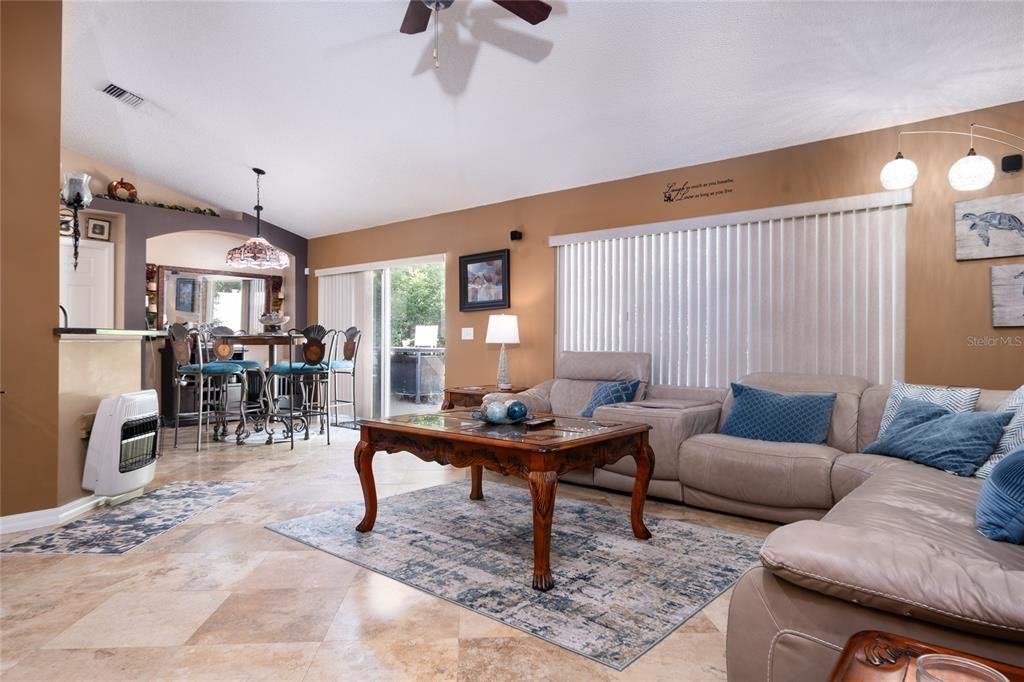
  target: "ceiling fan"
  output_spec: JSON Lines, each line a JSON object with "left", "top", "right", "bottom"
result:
{"left": 400, "top": 0, "right": 552, "bottom": 35}
{"left": 401, "top": 0, "right": 552, "bottom": 68}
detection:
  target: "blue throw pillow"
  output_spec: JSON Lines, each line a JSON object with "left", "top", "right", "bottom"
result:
{"left": 719, "top": 383, "right": 836, "bottom": 444}
{"left": 863, "top": 399, "right": 1013, "bottom": 476}
{"left": 976, "top": 447, "right": 1024, "bottom": 544}
{"left": 581, "top": 380, "right": 640, "bottom": 417}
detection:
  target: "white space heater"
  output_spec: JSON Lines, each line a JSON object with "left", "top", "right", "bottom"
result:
{"left": 82, "top": 389, "right": 159, "bottom": 501}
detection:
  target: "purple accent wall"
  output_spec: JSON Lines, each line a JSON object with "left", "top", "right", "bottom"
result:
{"left": 93, "top": 197, "right": 308, "bottom": 330}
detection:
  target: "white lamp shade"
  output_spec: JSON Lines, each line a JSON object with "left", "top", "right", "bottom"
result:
{"left": 948, "top": 152, "right": 995, "bottom": 192}
{"left": 879, "top": 156, "right": 918, "bottom": 190}
{"left": 486, "top": 314, "right": 519, "bottom": 344}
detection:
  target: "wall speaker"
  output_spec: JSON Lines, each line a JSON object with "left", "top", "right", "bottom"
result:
{"left": 510, "top": 230, "right": 523, "bottom": 241}
{"left": 1002, "top": 154, "right": 1023, "bottom": 173}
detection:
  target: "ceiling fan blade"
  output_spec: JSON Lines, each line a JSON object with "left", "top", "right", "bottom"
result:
{"left": 400, "top": 0, "right": 432, "bottom": 34}
{"left": 491, "top": 0, "right": 552, "bottom": 25}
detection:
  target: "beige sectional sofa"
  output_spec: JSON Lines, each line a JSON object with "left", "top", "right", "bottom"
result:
{"left": 708, "top": 374, "right": 1024, "bottom": 680}
{"left": 494, "top": 364, "right": 1024, "bottom": 679}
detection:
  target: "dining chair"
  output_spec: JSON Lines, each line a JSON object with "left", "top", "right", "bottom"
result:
{"left": 209, "top": 325, "right": 265, "bottom": 444}
{"left": 328, "top": 326, "right": 361, "bottom": 429}
{"left": 267, "top": 324, "right": 337, "bottom": 450}
{"left": 168, "top": 323, "right": 247, "bottom": 451}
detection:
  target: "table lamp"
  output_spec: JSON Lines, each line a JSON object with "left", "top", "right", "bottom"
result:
{"left": 486, "top": 314, "right": 519, "bottom": 390}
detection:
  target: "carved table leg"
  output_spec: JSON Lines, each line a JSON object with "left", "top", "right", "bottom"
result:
{"left": 354, "top": 440, "right": 377, "bottom": 532}
{"left": 630, "top": 442, "right": 654, "bottom": 540}
{"left": 527, "top": 470, "right": 558, "bottom": 591}
{"left": 470, "top": 465, "right": 484, "bottom": 500}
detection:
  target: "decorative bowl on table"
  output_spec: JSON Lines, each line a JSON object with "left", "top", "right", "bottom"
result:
{"left": 472, "top": 399, "right": 532, "bottom": 424}
{"left": 259, "top": 312, "right": 289, "bottom": 334}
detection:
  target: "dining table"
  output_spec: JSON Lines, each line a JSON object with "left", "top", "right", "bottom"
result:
{"left": 225, "top": 333, "right": 304, "bottom": 365}
{"left": 216, "top": 332, "right": 305, "bottom": 445}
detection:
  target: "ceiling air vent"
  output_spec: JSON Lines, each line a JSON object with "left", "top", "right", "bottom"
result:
{"left": 100, "top": 82, "right": 144, "bottom": 108}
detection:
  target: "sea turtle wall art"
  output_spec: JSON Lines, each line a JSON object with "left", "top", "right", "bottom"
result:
{"left": 955, "top": 192, "right": 1024, "bottom": 261}
{"left": 992, "top": 264, "right": 1024, "bottom": 327}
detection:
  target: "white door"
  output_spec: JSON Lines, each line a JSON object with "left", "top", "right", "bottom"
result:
{"left": 59, "top": 237, "right": 115, "bottom": 328}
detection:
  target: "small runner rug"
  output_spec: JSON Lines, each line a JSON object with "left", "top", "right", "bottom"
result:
{"left": 2, "top": 480, "right": 255, "bottom": 554}
{"left": 268, "top": 480, "right": 762, "bottom": 670}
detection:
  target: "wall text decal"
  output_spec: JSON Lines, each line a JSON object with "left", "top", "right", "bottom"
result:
{"left": 663, "top": 178, "right": 735, "bottom": 203}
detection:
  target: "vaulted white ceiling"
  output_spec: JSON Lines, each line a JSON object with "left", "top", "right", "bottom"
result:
{"left": 62, "top": 1, "right": 1024, "bottom": 237}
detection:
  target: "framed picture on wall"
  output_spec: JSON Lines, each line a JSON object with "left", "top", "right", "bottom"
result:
{"left": 992, "top": 264, "right": 1024, "bottom": 327}
{"left": 955, "top": 192, "right": 1024, "bottom": 261}
{"left": 459, "top": 249, "right": 510, "bottom": 312}
{"left": 86, "top": 217, "right": 112, "bottom": 241}
{"left": 175, "top": 278, "right": 196, "bottom": 313}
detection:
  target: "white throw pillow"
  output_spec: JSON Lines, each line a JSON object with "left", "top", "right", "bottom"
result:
{"left": 877, "top": 382, "right": 981, "bottom": 437}
{"left": 975, "top": 385, "right": 1024, "bottom": 479}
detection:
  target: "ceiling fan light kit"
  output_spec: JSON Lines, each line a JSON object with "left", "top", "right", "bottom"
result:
{"left": 400, "top": 0, "right": 552, "bottom": 68}
{"left": 880, "top": 123, "right": 1024, "bottom": 192}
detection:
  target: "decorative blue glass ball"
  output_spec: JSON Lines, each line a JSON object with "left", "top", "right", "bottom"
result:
{"left": 484, "top": 401, "right": 508, "bottom": 423}
{"left": 506, "top": 401, "right": 528, "bottom": 421}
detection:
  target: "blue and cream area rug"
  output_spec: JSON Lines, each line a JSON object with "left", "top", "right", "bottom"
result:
{"left": 269, "top": 480, "right": 762, "bottom": 670}
{"left": 1, "top": 480, "right": 254, "bottom": 554}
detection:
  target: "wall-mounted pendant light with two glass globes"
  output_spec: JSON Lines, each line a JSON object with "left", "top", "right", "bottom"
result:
{"left": 225, "top": 168, "right": 290, "bottom": 270}
{"left": 880, "top": 123, "right": 1023, "bottom": 192}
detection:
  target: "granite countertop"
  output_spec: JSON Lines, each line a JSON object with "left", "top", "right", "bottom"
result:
{"left": 53, "top": 327, "right": 166, "bottom": 337}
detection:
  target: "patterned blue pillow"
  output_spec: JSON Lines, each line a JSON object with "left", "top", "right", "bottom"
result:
{"left": 581, "top": 380, "right": 640, "bottom": 417}
{"left": 720, "top": 383, "right": 836, "bottom": 444}
{"left": 864, "top": 399, "right": 1013, "bottom": 477}
{"left": 976, "top": 385, "right": 1024, "bottom": 479}
{"left": 976, "top": 447, "right": 1024, "bottom": 544}
{"left": 878, "top": 382, "right": 981, "bottom": 437}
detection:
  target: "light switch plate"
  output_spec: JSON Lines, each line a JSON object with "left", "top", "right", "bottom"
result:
{"left": 461, "top": 327, "right": 474, "bottom": 340}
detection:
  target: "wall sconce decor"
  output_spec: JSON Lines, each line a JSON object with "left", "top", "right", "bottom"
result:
{"left": 60, "top": 172, "right": 93, "bottom": 270}
{"left": 880, "top": 124, "right": 1024, "bottom": 192}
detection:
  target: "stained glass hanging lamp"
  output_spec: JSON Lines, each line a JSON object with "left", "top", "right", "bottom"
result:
{"left": 225, "top": 168, "right": 290, "bottom": 270}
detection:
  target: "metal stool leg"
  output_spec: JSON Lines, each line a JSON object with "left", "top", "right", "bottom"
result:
{"left": 351, "top": 372, "right": 357, "bottom": 428}
{"left": 174, "top": 373, "right": 182, "bottom": 448}
{"left": 195, "top": 375, "right": 204, "bottom": 453}
{"left": 289, "top": 374, "right": 296, "bottom": 451}
{"left": 323, "top": 375, "right": 331, "bottom": 445}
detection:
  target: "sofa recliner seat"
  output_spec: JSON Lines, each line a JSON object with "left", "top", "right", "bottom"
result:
{"left": 677, "top": 372, "right": 869, "bottom": 522}
{"left": 681, "top": 433, "right": 841, "bottom": 516}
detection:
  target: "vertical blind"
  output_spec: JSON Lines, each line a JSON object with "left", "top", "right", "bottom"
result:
{"left": 555, "top": 200, "right": 908, "bottom": 387}
{"left": 317, "top": 271, "right": 375, "bottom": 418}
{"left": 247, "top": 279, "right": 266, "bottom": 332}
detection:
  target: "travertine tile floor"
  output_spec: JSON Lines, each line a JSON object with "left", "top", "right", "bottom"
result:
{"left": 0, "top": 425, "right": 775, "bottom": 681}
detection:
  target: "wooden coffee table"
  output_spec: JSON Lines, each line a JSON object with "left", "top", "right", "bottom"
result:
{"left": 829, "top": 631, "right": 1024, "bottom": 681}
{"left": 353, "top": 410, "right": 654, "bottom": 591}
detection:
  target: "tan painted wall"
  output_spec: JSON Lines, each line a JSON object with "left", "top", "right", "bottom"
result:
{"left": 1, "top": 1, "right": 63, "bottom": 515}
{"left": 57, "top": 338, "right": 142, "bottom": 503}
{"left": 309, "top": 101, "right": 1024, "bottom": 391}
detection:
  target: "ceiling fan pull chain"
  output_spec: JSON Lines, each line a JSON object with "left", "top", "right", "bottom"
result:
{"left": 433, "top": 5, "right": 439, "bottom": 69}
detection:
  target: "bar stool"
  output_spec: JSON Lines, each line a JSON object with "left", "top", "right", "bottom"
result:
{"left": 168, "top": 323, "right": 247, "bottom": 452}
{"left": 328, "top": 326, "right": 361, "bottom": 429}
{"left": 210, "top": 326, "right": 265, "bottom": 444}
{"left": 267, "top": 325, "right": 337, "bottom": 450}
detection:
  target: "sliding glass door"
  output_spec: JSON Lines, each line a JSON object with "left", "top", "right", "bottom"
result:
{"left": 317, "top": 256, "right": 445, "bottom": 419}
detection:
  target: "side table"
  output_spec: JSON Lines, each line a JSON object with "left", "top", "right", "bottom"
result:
{"left": 829, "top": 630, "right": 1024, "bottom": 681}
{"left": 441, "top": 385, "right": 527, "bottom": 410}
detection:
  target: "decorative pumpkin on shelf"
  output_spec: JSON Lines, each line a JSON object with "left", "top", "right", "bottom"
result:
{"left": 107, "top": 177, "right": 138, "bottom": 202}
